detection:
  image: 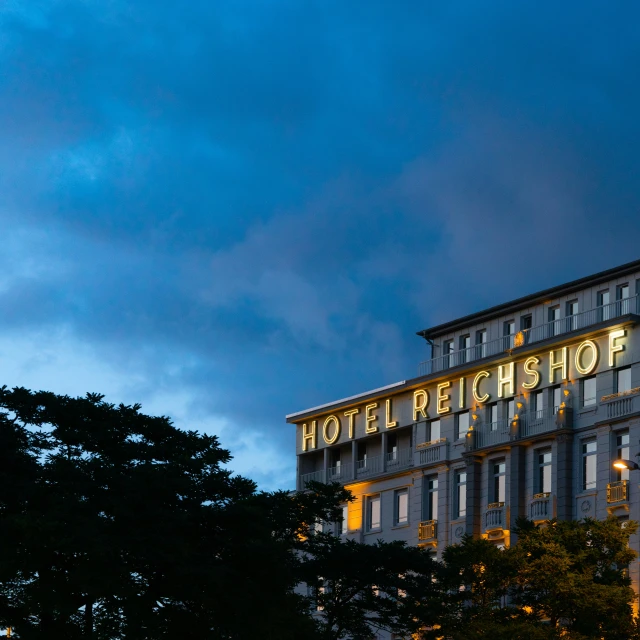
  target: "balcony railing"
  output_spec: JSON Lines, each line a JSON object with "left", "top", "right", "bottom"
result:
{"left": 530, "top": 493, "right": 552, "bottom": 520}
{"left": 604, "top": 395, "right": 638, "bottom": 420}
{"left": 356, "top": 454, "right": 384, "bottom": 478}
{"left": 385, "top": 447, "right": 413, "bottom": 472}
{"left": 327, "top": 462, "right": 354, "bottom": 482}
{"left": 607, "top": 480, "right": 629, "bottom": 504}
{"left": 299, "top": 469, "right": 326, "bottom": 487}
{"left": 418, "top": 520, "right": 437, "bottom": 541}
{"left": 484, "top": 504, "right": 507, "bottom": 531}
{"left": 418, "top": 295, "right": 639, "bottom": 376}
{"left": 473, "top": 419, "right": 511, "bottom": 448}
{"left": 417, "top": 439, "right": 448, "bottom": 465}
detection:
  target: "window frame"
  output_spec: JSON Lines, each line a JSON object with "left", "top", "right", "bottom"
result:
{"left": 582, "top": 376, "right": 596, "bottom": 407}
{"left": 536, "top": 448, "right": 552, "bottom": 494}
{"left": 616, "top": 367, "right": 632, "bottom": 394}
{"left": 424, "top": 474, "right": 438, "bottom": 521}
{"left": 366, "top": 494, "right": 381, "bottom": 531}
{"left": 454, "top": 470, "right": 467, "bottom": 519}
{"left": 394, "top": 488, "right": 409, "bottom": 526}
{"left": 456, "top": 411, "right": 469, "bottom": 441}
{"left": 615, "top": 431, "right": 630, "bottom": 482}
{"left": 581, "top": 439, "right": 597, "bottom": 492}
{"left": 491, "top": 459, "right": 506, "bottom": 504}
{"left": 428, "top": 418, "right": 441, "bottom": 443}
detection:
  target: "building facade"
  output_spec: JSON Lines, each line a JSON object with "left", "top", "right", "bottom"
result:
{"left": 287, "top": 260, "right": 640, "bottom": 613}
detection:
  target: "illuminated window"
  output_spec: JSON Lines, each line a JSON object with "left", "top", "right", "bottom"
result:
{"left": 423, "top": 475, "right": 438, "bottom": 521}
{"left": 582, "top": 377, "right": 596, "bottom": 407}
{"left": 616, "top": 367, "right": 631, "bottom": 393}
{"left": 582, "top": 439, "right": 597, "bottom": 491}
{"left": 615, "top": 431, "right": 630, "bottom": 482}
{"left": 428, "top": 419, "right": 441, "bottom": 442}
{"left": 455, "top": 411, "right": 469, "bottom": 440}
{"left": 455, "top": 471, "right": 467, "bottom": 519}
{"left": 395, "top": 489, "right": 409, "bottom": 525}
{"left": 491, "top": 460, "right": 506, "bottom": 503}
{"left": 537, "top": 449, "right": 552, "bottom": 493}
{"left": 366, "top": 495, "right": 381, "bottom": 531}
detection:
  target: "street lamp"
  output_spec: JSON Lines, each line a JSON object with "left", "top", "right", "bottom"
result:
{"left": 613, "top": 459, "right": 640, "bottom": 471}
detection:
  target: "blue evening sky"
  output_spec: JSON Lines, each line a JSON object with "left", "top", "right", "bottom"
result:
{"left": 1, "top": 1, "right": 639, "bottom": 489}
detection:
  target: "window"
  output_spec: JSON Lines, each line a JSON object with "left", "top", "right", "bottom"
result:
{"left": 533, "top": 390, "right": 544, "bottom": 415}
{"left": 423, "top": 475, "right": 438, "bottom": 521}
{"left": 331, "top": 448, "right": 341, "bottom": 469}
{"left": 504, "top": 320, "right": 515, "bottom": 349}
{"left": 489, "top": 403, "right": 498, "bottom": 430}
{"left": 537, "top": 449, "right": 552, "bottom": 493}
{"left": 492, "top": 461, "right": 506, "bottom": 504}
{"left": 582, "top": 440, "right": 597, "bottom": 491}
{"left": 616, "top": 431, "right": 630, "bottom": 482}
{"left": 475, "top": 329, "right": 487, "bottom": 359}
{"left": 455, "top": 471, "right": 467, "bottom": 519}
{"left": 367, "top": 495, "right": 381, "bottom": 531}
{"left": 566, "top": 300, "right": 579, "bottom": 331}
{"left": 428, "top": 419, "right": 441, "bottom": 443}
{"left": 387, "top": 433, "right": 398, "bottom": 460}
{"left": 358, "top": 442, "right": 367, "bottom": 464}
{"left": 341, "top": 504, "right": 348, "bottom": 534}
{"left": 616, "top": 367, "right": 631, "bottom": 394}
{"left": 582, "top": 377, "right": 596, "bottom": 407}
{"left": 617, "top": 284, "right": 630, "bottom": 315}
{"left": 395, "top": 489, "right": 409, "bottom": 525}
{"left": 548, "top": 305, "right": 560, "bottom": 337}
{"left": 443, "top": 339, "right": 454, "bottom": 367}
{"left": 456, "top": 411, "right": 469, "bottom": 440}
{"left": 520, "top": 314, "right": 532, "bottom": 330}
{"left": 552, "top": 386, "right": 562, "bottom": 415}
{"left": 459, "top": 335, "right": 471, "bottom": 363}
{"left": 506, "top": 399, "right": 515, "bottom": 420}
{"left": 598, "top": 290, "right": 611, "bottom": 321}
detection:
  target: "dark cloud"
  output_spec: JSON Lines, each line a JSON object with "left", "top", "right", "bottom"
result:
{"left": 1, "top": 0, "right": 639, "bottom": 488}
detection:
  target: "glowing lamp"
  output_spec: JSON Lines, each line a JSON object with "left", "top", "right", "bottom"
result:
{"left": 613, "top": 459, "right": 639, "bottom": 471}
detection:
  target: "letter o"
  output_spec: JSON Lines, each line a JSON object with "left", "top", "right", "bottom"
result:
{"left": 323, "top": 415, "right": 341, "bottom": 444}
{"left": 575, "top": 340, "right": 599, "bottom": 375}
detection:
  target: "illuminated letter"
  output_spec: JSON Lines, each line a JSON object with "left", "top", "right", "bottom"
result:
{"left": 473, "top": 371, "right": 491, "bottom": 403}
{"left": 549, "top": 347, "right": 568, "bottom": 383}
{"left": 522, "top": 356, "right": 540, "bottom": 390}
{"left": 609, "top": 329, "right": 626, "bottom": 367}
{"left": 365, "top": 403, "right": 379, "bottom": 433}
{"left": 498, "top": 362, "right": 515, "bottom": 398}
{"left": 437, "top": 381, "right": 451, "bottom": 414}
{"left": 302, "top": 421, "right": 317, "bottom": 451}
{"left": 459, "top": 377, "right": 466, "bottom": 409}
{"left": 575, "top": 340, "right": 599, "bottom": 375}
{"left": 322, "top": 415, "right": 341, "bottom": 445}
{"left": 344, "top": 408, "right": 360, "bottom": 438}
{"left": 413, "top": 389, "right": 428, "bottom": 421}
{"left": 385, "top": 398, "right": 398, "bottom": 429}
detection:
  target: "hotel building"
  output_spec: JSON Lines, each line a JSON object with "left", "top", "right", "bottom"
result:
{"left": 286, "top": 260, "right": 640, "bottom": 601}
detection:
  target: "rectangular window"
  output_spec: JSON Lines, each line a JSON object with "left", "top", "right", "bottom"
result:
{"left": 582, "top": 377, "right": 596, "bottom": 407}
{"left": 455, "top": 471, "right": 467, "bottom": 519}
{"left": 582, "top": 440, "right": 597, "bottom": 491}
{"left": 537, "top": 449, "right": 552, "bottom": 493}
{"left": 504, "top": 320, "right": 515, "bottom": 349}
{"left": 616, "top": 431, "right": 630, "bottom": 482}
{"left": 492, "top": 461, "right": 506, "bottom": 503}
{"left": 533, "top": 390, "right": 544, "bottom": 415}
{"left": 424, "top": 475, "right": 438, "bottom": 521}
{"left": 476, "top": 329, "right": 487, "bottom": 359}
{"left": 566, "top": 300, "right": 579, "bottom": 331}
{"left": 428, "top": 419, "right": 441, "bottom": 443}
{"left": 598, "top": 290, "right": 611, "bottom": 321}
{"left": 489, "top": 403, "right": 498, "bottom": 430}
{"left": 617, "top": 284, "right": 630, "bottom": 315}
{"left": 387, "top": 433, "right": 398, "bottom": 460}
{"left": 358, "top": 442, "right": 367, "bottom": 463}
{"left": 520, "top": 314, "right": 532, "bottom": 330}
{"left": 506, "top": 399, "right": 515, "bottom": 420}
{"left": 367, "top": 495, "right": 381, "bottom": 531}
{"left": 395, "top": 489, "right": 409, "bottom": 525}
{"left": 459, "top": 335, "right": 471, "bottom": 364}
{"left": 331, "top": 448, "right": 341, "bottom": 469}
{"left": 443, "top": 339, "right": 454, "bottom": 368}
{"left": 617, "top": 367, "right": 631, "bottom": 394}
{"left": 548, "top": 305, "right": 560, "bottom": 337}
{"left": 341, "top": 504, "right": 348, "bottom": 534}
{"left": 552, "top": 386, "right": 562, "bottom": 415}
{"left": 456, "top": 411, "right": 469, "bottom": 440}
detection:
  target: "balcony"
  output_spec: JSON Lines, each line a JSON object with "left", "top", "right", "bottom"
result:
{"left": 385, "top": 447, "right": 414, "bottom": 472}
{"left": 607, "top": 480, "right": 629, "bottom": 504}
{"left": 416, "top": 438, "right": 448, "bottom": 465}
{"left": 602, "top": 392, "right": 639, "bottom": 421}
{"left": 418, "top": 519, "right": 437, "bottom": 542}
{"left": 530, "top": 492, "right": 552, "bottom": 521}
{"left": 327, "top": 462, "right": 354, "bottom": 482}
{"left": 356, "top": 453, "right": 384, "bottom": 478}
{"left": 418, "top": 295, "right": 639, "bottom": 377}
{"left": 484, "top": 503, "right": 507, "bottom": 533}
